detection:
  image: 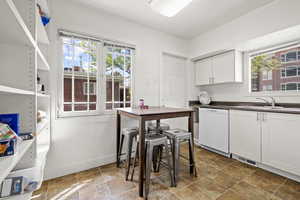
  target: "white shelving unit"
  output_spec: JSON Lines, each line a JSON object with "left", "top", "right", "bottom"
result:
{"left": 0, "top": 0, "right": 51, "bottom": 199}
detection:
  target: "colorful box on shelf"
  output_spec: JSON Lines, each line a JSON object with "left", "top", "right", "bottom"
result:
{"left": 0, "top": 138, "right": 17, "bottom": 157}
{"left": 0, "top": 113, "right": 19, "bottom": 135}
{"left": 0, "top": 123, "right": 20, "bottom": 157}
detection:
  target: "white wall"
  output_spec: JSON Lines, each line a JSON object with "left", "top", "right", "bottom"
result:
{"left": 45, "top": 0, "right": 190, "bottom": 179}
{"left": 189, "top": 0, "right": 300, "bottom": 103}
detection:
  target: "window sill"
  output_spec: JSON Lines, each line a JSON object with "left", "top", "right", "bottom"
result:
{"left": 56, "top": 109, "right": 118, "bottom": 119}
{"left": 246, "top": 91, "right": 300, "bottom": 97}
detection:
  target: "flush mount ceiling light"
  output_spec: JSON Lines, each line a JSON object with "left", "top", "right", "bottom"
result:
{"left": 148, "top": 0, "right": 193, "bottom": 17}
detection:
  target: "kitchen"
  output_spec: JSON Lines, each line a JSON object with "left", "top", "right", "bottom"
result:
{"left": 0, "top": 0, "right": 300, "bottom": 200}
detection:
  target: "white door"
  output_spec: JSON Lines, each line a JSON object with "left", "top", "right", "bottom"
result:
{"left": 262, "top": 113, "right": 300, "bottom": 176}
{"left": 212, "top": 51, "right": 235, "bottom": 84}
{"left": 230, "top": 110, "right": 261, "bottom": 162}
{"left": 195, "top": 58, "right": 212, "bottom": 85}
{"left": 161, "top": 53, "right": 187, "bottom": 129}
{"left": 199, "top": 108, "right": 229, "bottom": 153}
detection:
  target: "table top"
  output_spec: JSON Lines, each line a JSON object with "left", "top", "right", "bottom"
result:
{"left": 117, "top": 106, "right": 193, "bottom": 116}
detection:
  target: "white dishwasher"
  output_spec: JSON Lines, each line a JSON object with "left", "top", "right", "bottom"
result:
{"left": 199, "top": 108, "right": 230, "bottom": 156}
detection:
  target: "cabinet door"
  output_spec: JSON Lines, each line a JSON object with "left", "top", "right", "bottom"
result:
{"left": 262, "top": 113, "right": 300, "bottom": 176}
{"left": 212, "top": 51, "right": 235, "bottom": 84}
{"left": 230, "top": 110, "right": 261, "bottom": 161}
{"left": 195, "top": 58, "right": 212, "bottom": 85}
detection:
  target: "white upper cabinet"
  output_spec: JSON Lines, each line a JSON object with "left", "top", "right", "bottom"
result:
{"left": 262, "top": 113, "right": 300, "bottom": 176}
{"left": 230, "top": 110, "right": 261, "bottom": 162}
{"left": 195, "top": 58, "right": 213, "bottom": 85}
{"left": 194, "top": 50, "right": 243, "bottom": 86}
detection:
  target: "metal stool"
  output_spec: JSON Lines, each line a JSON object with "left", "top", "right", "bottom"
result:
{"left": 147, "top": 122, "right": 170, "bottom": 171}
{"left": 131, "top": 134, "right": 174, "bottom": 199}
{"left": 163, "top": 129, "right": 197, "bottom": 186}
{"left": 118, "top": 127, "right": 138, "bottom": 180}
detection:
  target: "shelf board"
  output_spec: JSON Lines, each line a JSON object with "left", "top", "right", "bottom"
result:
{"left": 0, "top": 139, "right": 35, "bottom": 185}
{"left": 0, "top": 85, "right": 35, "bottom": 96}
{"left": 0, "top": 192, "right": 33, "bottom": 200}
{"left": 37, "top": 93, "right": 50, "bottom": 98}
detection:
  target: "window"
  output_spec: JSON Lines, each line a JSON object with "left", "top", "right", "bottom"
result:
{"left": 281, "top": 83, "right": 300, "bottom": 91}
{"left": 281, "top": 66, "right": 300, "bottom": 78}
{"left": 280, "top": 51, "right": 300, "bottom": 63}
{"left": 62, "top": 37, "right": 97, "bottom": 112}
{"left": 286, "top": 51, "right": 297, "bottom": 62}
{"left": 59, "top": 32, "right": 135, "bottom": 116}
{"left": 250, "top": 44, "right": 300, "bottom": 92}
{"left": 262, "top": 70, "right": 272, "bottom": 80}
{"left": 104, "top": 45, "right": 132, "bottom": 110}
{"left": 83, "top": 82, "right": 96, "bottom": 95}
{"left": 262, "top": 85, "right": 272, "bottom": 91}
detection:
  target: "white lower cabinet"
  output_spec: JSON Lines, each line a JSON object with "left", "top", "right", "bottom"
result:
{"left": 262, "top": 112, "right": 300, "bottom": 176}
{"left": 230, "top": 110, "right": 261, "bottom": 162}
{"left": 230, "top": 110, "right": 300, "bottom": 177}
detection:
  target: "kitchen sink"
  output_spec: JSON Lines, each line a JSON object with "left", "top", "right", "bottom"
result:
{"left": 231, "top": 105, "right": 285, "bottom": 110}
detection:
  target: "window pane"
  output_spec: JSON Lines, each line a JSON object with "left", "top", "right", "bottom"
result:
{"left": 280, "top": 54, "right": 285, "bottom": 62}
{"left": 286, "top": 67, "right": 297, "bottom": 77}
{"left": 89, "top": 103, "right": 96, "bottom": 111}
{"left": 281, "top": 69, "right": 286, "bottom": 77}
{"left": 281, "top": 84, "right": 286, "bottom": 91}
{"left": 106, "top": 53, "right": 112, "bottom": 109}
{"left": 286, "top": 83, "right": 297, "bottom": 91}
{"left": 114, "top": 78, "right": 124, "bottom": 108}
{"left": 125, "top": 56, "right": 131, "bottom": 78}
{"left": 286, "top": 52, "right": 297, "bottom": 62}
{"left": 64, "top": 104, "right": 72, "bottom": 112}
{"left": 74, "top": 104, "right": 88, "bottom": 111}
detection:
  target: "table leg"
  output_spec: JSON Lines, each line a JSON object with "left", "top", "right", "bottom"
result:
{"left": 188, "top": 113, "right": 195, "bottom": 174}
{"left": 139, "top": 117, "right": 146, "bottom": 197}
{"left": 156, "top": 119, "right": 160, "bottom": 130}
{"left": 116, "top": 111, "right": 121, "bottom": 167}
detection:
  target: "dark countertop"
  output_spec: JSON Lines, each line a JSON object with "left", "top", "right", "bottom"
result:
{"left": 189, "top": 101, "right": 300, "bottom": 115}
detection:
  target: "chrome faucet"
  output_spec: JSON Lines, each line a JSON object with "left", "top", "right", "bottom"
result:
{"left": 256, "top": 97, "right": 276, "bottom": 108}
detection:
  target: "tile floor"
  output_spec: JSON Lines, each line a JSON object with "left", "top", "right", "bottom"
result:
{"left": 32, "top": 144, "right": 300, "bottom": 200}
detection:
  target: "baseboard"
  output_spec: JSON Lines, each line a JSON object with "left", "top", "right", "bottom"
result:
{"left": 44, "top": 154, "right": 116, "bottom": 180}
{"left": 232, "top": 154, "right": 300, "bottom": 183}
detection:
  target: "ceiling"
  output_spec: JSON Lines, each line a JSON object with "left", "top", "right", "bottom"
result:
{"left": 68, "top": 0, "right": 274, "bottom": 39}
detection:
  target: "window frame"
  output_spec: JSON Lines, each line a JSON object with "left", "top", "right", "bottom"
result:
{"left": 57, "top": 35, "right": 135, "bottom": 118}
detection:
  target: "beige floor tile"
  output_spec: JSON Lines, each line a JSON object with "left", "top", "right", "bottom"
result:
{"left": 213, "top": 170, "right": 240, "bottom": 189}
{"left": 243, "top": 168, "right": 286, "bottom": 194}
{"left": 222, "top": 162, "right": 256, "bottom": 181}
{"left": 274, "top": 179, "right": 300, "bottom": 200}
{"left": 216, "top": 190, "right": 246, "bottom": 200}
{"left": 231, "top": 181, "right": 282, "bottom": 200}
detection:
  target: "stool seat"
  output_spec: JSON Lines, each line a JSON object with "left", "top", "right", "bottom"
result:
{"left": 147, "top": 122, "right": 170, "bottom": 132}
{"left": 145, "top": 134, "right": 167, "bottom": 142}
{"left": 123, "top": 127, "right": 138, "bottom": 135}
{"left": 164, "top": 129, "right": 191, "bottom": 140}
